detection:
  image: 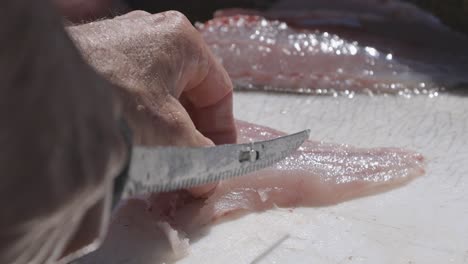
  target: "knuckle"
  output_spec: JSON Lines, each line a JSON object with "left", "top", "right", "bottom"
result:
{"left": 163, "top": 10, "right": 192, "bottom": 28}
{"left": 163, "top": 11, "right": 200, "bottom": 46}
{"left": 129, "top": 10, "right": 150, "bottom": 16}
{"left": 123, "top": 10, "right": 151, "bottom": 18}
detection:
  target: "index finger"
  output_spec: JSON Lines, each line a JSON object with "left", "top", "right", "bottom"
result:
{"left": 183, "top": 39, "right": 237, "bottom": 145}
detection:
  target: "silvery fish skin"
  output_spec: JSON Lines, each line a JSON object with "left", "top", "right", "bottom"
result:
{"left": 198, "top": 8, "right": 468, "bottom": 96}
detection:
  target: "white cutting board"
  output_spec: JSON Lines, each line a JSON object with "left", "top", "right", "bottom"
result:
{"left": 177, "top": 92, "right": 468, "bottom": 264}
{"left": 81, "top": 92, "right": 468, "bottom": 264}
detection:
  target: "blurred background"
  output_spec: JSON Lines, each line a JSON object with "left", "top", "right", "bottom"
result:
{"left": 56, "top": 0, "right": 468, "bottom": 36}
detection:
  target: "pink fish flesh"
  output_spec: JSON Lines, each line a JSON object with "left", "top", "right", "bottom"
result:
{"left": 198, "top": 6, "right": 468, "bottom": 96}
{"left": 83, "top": 121, "right": 425, "bottom": 262}
{"left": 196, "top": 120, "right": 424, "bottom": 222}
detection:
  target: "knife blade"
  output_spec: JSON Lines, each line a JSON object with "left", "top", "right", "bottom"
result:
{"left": 121, "top": 129, "right": 310, "bottom": 198}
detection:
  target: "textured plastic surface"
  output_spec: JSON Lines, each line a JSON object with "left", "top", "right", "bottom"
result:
{"left": 78, "top": 91, "right": 468, "bottom": 264}
{"left": 177, "top": 92, "right": 468, "bottom": 264}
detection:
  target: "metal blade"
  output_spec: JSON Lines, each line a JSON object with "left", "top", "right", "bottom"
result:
{"left": 122, "top": 129, "right": 310, "bottom": 197}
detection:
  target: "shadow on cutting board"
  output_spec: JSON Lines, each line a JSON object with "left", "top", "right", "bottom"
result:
{"left": 76, "top": 167, "right": 422, "bottom": 264}
{"left": 446, "top": 83, "right": 468, "bottom": 96}
{"left": 75, "top": 191, "right": 233, "bottom": 264}
{"left": 76, "top": 189, "right": 293, "bottom": 264}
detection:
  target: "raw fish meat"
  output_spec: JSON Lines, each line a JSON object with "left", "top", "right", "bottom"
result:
{"left": 196, "top": 120, "right": 425, "bottom": 222}
{"left": 80, "top": 121, "right": 424, "bottom": 263}
{"left": 198, "top": 4, "right": 468, "bottom": 96}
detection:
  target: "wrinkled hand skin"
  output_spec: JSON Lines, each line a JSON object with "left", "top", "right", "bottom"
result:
{"left": 67, "top": 11, "right": 237, "bottom": 195}
{"left": 68, "top": 10, "right": 236, "bottom": 147}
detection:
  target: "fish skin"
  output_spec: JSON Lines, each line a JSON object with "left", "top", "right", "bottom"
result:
{"left": 198, "top": 7, "right": 468, "bottom": 95}
{"left": 198, "top": 15, "right": 433, "bottom": 95}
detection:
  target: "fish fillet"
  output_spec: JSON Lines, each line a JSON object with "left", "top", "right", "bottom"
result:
{"left": 196, "top": 120, "right": 424, "bottom": 223}
{"left": 81, "top": 121, "right": 425, "bottom": 262}
{"left": 198, "top": 6, "right": 468, "bottom": 96}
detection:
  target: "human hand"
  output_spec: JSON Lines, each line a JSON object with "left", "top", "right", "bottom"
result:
{"left": 68, "top": 11, "right": 237, "bottom": 194}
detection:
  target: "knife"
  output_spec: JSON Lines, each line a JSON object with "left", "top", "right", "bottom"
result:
{"left": 60, "top": 123, "right": 309, "bottom": 264}
{"left": 114, "top": 121, "right": 310, "bottom": 200}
